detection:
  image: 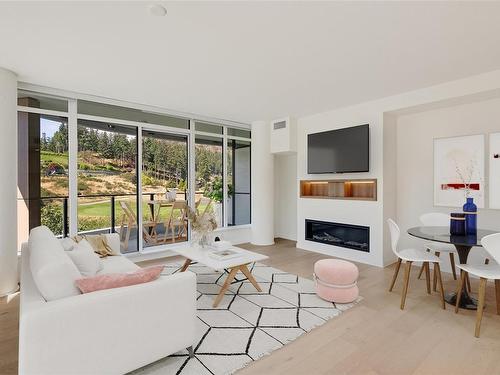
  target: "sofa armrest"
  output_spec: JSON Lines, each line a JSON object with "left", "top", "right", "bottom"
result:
{"left": 19, "top": 271, "right": 197, "bottom": 375}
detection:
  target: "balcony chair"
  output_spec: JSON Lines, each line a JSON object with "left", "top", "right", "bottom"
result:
{"left": 455, "top": 233, "right": 500, "bottom": 337}
{"left": 387, "top": 218, "right": 445, "bottom": 310}
{"left": 195, "top": 196, "right": 212, "bottom": 217}
{"left": 118, "top": 201, "right": 157, "bottom": 250}
{"left": 159, "top": 200, "right": 188, "bottom": 243}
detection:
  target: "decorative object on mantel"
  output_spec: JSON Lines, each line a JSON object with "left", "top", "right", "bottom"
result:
{"left": 450, "top": 213, "right": 466, "bottom": 235}
{"left": 434, "top": 134, "right": 484, "bottom": 208}
{"left": 463, "top": 197, "right": 478, "bottom": 235}
{"left": 186, "top": 205, "right": 217, "bottom": 248}
{"left": 489, "top": 132, "right": 500, "bottom": 209}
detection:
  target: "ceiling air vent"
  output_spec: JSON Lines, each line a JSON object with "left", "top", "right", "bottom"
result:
{"left": 273, "top": 120, "right": 287, "bottom": 130}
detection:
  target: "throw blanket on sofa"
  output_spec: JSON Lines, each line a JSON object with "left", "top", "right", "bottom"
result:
{"left": 73, "top": 234, "right": 116, "bottom": 257}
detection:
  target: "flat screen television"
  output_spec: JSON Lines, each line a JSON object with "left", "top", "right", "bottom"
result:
{"left": 307, "top": 124, "right": 369, "bottom": 174}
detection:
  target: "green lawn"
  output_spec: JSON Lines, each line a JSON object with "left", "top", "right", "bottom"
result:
{"left": 77, "top": 199, "right": 210, "bottom": 222}
{"left": 41, "top": 151, "right": 69, "bottom": 168}
{"left": 78, "top": 199, "right": 154, "bottom": 220}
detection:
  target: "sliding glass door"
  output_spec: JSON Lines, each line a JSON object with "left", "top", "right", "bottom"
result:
{"left": 77, "top": 119, "right": 138, "bottom": 253}
{"left": 141, "top": 130, "right": 189, "bottom": 248}
{"left": 227, "top": 139, "right": 251, "bottom": 225}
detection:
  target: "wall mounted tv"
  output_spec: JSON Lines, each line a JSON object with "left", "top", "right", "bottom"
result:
{"left": 307, "top": 124, "right": 369, "bottom": 174}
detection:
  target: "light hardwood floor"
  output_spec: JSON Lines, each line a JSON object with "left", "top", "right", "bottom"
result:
{"left": 2, "top": 239, "right": 500, "bottom": 375}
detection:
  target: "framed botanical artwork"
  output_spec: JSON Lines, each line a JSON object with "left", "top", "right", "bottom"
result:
{"left": 434, "top": 134, "right": 485, "bottom": 208}
{"left": 489, "top": 132, "right": 500, "bottom": 209}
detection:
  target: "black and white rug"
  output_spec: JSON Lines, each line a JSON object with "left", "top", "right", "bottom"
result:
{"left": 135, "top": 263, "right": 361, "bottom": 375}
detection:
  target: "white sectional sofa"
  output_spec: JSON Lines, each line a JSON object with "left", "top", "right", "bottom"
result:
{"left": 20, "top": 226, "right": 197, "bottom": 375}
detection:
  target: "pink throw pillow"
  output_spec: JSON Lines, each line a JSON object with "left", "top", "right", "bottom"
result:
{"left": 75, "top": 265, "right": 164, "bottom": 294}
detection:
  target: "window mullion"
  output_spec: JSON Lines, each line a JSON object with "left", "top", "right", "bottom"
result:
{"left": 223, "top": 127, "right": 228, "bottom": 227}
{"left": 68, "top": 99, "right": 78, "bottom": 237}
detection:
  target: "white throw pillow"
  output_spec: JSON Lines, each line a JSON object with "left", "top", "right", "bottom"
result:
{"left": 29, "top": 226, "right": 82, "bottom": 301}
{"left": 60, "top": 237, "right": 77, "bottom": 251}
{"left": 67, "top": 239, "right": 103, "bottom": 277}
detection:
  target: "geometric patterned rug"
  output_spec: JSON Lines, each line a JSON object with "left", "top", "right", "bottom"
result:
{"left": 133, "top": 262, "right": 361, "bottom": 375}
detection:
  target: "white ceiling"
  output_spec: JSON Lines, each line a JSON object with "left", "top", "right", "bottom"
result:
{"left": 1, "top": 1, "right": 500, "bottom": 124}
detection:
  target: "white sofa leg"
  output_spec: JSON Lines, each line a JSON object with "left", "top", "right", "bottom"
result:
{"left": 187, "top": 346, "right": 194, "bottom": 358}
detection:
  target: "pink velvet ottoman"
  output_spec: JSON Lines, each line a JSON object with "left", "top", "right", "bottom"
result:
{"left": 313, "top": 259, "right": 359, "bottom": 303}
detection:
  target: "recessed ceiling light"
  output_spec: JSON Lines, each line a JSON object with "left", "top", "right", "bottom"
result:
{"left": 149, "top": 4, "right": 167, "bottom": 17}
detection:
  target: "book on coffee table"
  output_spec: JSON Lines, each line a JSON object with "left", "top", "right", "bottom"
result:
{"left": 208, "top": 249, "right": 242, "bottom": 260}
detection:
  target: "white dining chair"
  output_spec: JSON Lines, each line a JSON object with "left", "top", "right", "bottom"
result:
{"left": 387, "top": 219, "right": 445, "bottom": 310}
{"left": 455, "top": 233, "right": 500, "bottom": 338}
{"left": 418, "top": 213, "right": 459, "bottom": 289}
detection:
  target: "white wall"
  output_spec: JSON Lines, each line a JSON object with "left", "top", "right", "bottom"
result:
{"left": 293, "top": 69, "right": 500, "bottom": 268}
{"left": 382, "top": 113, "right": 398, "bottom": 265}
{"left": 274, "top": 153, "right": 298, "bottom": 241}
{"left": 396, "top": 97, "right": 500, "bottom": 272}
{"left": 0, "top": 67, "right": 19, "bottom": 296}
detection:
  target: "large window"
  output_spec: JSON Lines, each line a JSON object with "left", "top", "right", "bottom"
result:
{"left": 17, "top": 91, "right": 251, "bottom": 252}
{"left": 227, "top": 139, "right": 251, "bottom": 225}
{"left": 18, "top": 106, "right": 69, "bottom": 238}
{"left": 195, "top": 134, "right": 223, "bottom": 226}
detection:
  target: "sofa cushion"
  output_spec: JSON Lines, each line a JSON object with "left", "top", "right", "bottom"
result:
{"left": 60, "top": 237, "right": 77, "bottom": 251}
{"left": 67, "top": 239, "right": 103, "bottom": 277}
{"left": 98, "top": 255, "right": 140, "bottom": 275}
{"left": 29, "top": 226, "right": 82, "bottom": 301}
{"left": 75, "top": 265, "right": 164, "bottom": 294}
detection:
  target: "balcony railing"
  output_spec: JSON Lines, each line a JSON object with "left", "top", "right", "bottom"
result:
{"left": 31, "top": 191, "right": 188, "bottom": 238}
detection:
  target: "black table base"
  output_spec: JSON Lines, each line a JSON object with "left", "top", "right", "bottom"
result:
{"left": 448, "top": 245, "right": 477, "bottom": 310}
{"left": 445, "top": 291, "right": 478, "bottom": 310}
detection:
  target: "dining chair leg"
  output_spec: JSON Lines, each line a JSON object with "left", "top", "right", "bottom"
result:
{"left": 433, "top": 252, "right": 440, "bottom": 292}
{"left": 434, "top": 262, "right": 445, "bottom": 309}
{"left": 401, "top": 261, "right": 412, "bottom": 310}
{"left": 449, "top": 253, "right": 457, "bottom": 280}
{"left": 424, "top": 262, "right": 431, "bottom": 294}
{"left": 475, "top": 277, "right": 488, "bottom": 338}
{"left": 417, "top": 249, "right": 430, "bottom": 279}
{"left": 495, "top": 279, "right": 500, "bottom": 315}
{"left": 417, "top": 265, "right": 425, "bottom": 280}
{"left": 455, "top": 271, "right": 467, "bottom": 314}
{"left": 389, "top": 258, "right": 402, "bottom": 292}
{"left": 466, "top": 273, "right": 472, "bottom": 293}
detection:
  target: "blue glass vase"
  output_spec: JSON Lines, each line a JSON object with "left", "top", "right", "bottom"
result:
{"left": 463, "top": 197, "right": 477, "bottom": 235}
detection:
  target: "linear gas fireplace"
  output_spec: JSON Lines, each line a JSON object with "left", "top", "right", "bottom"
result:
{"left": 305, "top": 219, "right": 370, "bottom": 253}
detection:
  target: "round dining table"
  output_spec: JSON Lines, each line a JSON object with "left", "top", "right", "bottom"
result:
{"left": 407, "top": 226, "right": 497, "bottom": 310}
